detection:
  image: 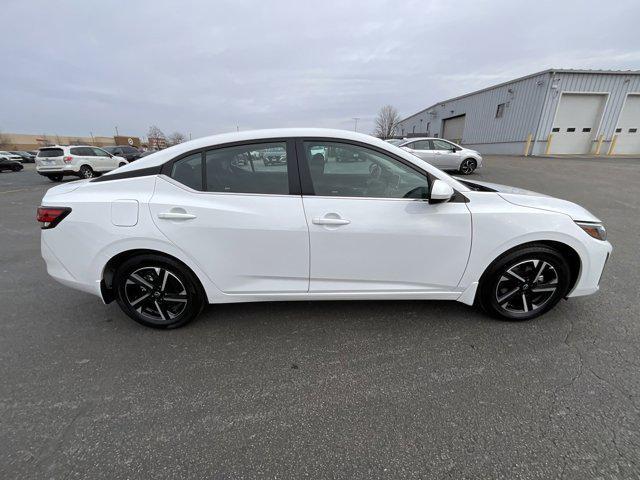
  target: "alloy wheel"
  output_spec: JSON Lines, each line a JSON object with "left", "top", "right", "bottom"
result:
{"left": 495, "top": 259, "right": 559, "bottom": 314}
{"left": 124, "top": 266, "right": 188, "bottom": 322}
{"left": 460, "top": 159, "right": 476, "bottom": 174}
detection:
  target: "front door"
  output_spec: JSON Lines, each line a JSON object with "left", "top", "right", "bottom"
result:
{"left": 430, "top": 139, "right": 461, "bottom": 170}
{"left": 298, "top": 139, "right": 471, "bottom": 293}
{"left": 149, "top": 141, "right": 309, "bottom": 294}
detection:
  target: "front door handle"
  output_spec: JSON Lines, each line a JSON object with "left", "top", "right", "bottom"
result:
{"left": 158, "top": 212, "right": 196, "bottom": 220}
{"left": 312, "top": 217, "right": 350, "bottom": 226}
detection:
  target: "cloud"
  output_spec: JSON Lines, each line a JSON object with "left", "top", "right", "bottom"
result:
{"left": 1, "top": 0, "right": 639, "bottom": 138}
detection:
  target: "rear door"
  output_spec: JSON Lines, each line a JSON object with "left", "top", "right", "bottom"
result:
{"left": 298, "top": 139, "right": 471, "bottom": 293}
{"left": 149, "top": 139, "right": 310, "bottom": 294}
{"left": 91, "top": 147, "right": 116, "bottom": 170}
{"left": 401, "top": 140, "right": 434, "bottom": 164}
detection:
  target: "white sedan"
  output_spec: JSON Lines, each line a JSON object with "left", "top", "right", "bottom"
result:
{"left": 399, "top": 138, "right": 483, "bottom": 174}
{"left": 38, "top": 128, "right": 611, "bottom": 329}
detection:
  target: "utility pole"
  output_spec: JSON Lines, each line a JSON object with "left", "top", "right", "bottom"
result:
{"left": 90, "top": 132, "right": 95, "bottom": 145}
{"left": 115, "top": 126, "right": 119, "bottom": 136}
{"left": 353, "top": 117, "right": 360, "bottom": 132}
{"left": 189, "top": 132, "right": 192, "bottom": 140}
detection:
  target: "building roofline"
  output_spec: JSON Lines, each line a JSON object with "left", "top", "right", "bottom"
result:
{"left": 399, "top": 68, "right": 640, "bottom": 123}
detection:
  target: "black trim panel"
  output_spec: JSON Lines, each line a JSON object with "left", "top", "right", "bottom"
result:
{"left": 91, "top": 165, "right": 162, "bottom": 182}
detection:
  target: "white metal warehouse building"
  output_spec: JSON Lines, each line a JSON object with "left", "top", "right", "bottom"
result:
{"left": 397, "top": 69, "right": 640, "bottom": 156}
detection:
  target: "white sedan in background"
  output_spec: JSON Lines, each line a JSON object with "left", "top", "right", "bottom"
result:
{"left": 38, "top": 128, "right": 610, "bottom": 329}
{"left": 399, "top": 137, "right": 483, "bottom": 174}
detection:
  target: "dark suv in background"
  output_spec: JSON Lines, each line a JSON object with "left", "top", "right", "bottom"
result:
{"left": 102, "top": 145, "right": 142, "bottom": 162}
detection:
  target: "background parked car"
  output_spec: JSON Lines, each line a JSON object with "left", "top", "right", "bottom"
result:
{"left": 102, "top": 145, "right": 142, "bottom": 162}
{"left": 0, "top": 151, "right": 24, "bottom": 163}
{"left": 399, "top": 138, "right": 483, "bottom": 174}
{"left": 36, "top": 145, "right": 128, "bottom": 181}
{"left": 0, "top": 155, "right": 24, "bottom": 172}
{"left": 10, "top": 151, "right": 36, "bottom": 163}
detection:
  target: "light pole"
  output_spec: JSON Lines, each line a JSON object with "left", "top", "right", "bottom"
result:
{"left": 353, "top": 117, "right": 359, "bottom": 132}
{"left": 115, "top": 126, "right": 119, "bottom": 136}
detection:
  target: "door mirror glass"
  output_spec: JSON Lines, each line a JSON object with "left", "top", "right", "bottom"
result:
{"left": 429, "top": 179, "right": 454, "bottom": 204}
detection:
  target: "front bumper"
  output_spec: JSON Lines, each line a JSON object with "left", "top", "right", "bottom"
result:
{"left": 567, "top": 239, "right": 612, "bottom": 297}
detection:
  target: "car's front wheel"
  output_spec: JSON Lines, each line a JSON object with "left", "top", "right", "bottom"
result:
{"left": 478, "top": 245, "right": 571, "bottom": 321}
{"left": 114, "top": 254, "right": 205, "bottom": 329}
{"left": 459, "top": 158, "right": 477, "bottom": 175}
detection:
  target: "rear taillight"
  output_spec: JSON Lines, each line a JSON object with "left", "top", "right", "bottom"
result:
{"left": 63, "top": 156, "right": 73, "bottom": 163}
{"left": 37, "top": 206, "right": 71, "bottom": 229}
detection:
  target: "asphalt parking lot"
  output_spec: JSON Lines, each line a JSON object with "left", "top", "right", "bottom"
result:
{"left": 1, "top": 158, "right": 639, "bottom": 479}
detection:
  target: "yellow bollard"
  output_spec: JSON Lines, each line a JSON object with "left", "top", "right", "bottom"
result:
{"left": 594, "top": 134, "right": 604, "bottom": 155}
{"left": 544, "top": 134, "right": 553, "bottom": 155}
{"left": 523, "top": 133, "right": 533, "bottom": 156}
{"left": 607, "top": 135, "right": 618, "bottom": 156}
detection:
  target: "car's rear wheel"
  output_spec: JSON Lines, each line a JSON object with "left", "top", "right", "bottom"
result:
{"left": 47, "top": 174, "right": 63, "bottom": 182}
{"left": 79, "top": 165, "right": 95, "bottom": 178}
{"left": 459, "top": 158, "right": 477, "bottom": 175}
{"left": 478, "top": 245, "right": 571, "bottom": 321}
{"left": 114, "top": 254, "right": 205, "bottom": 329}
{"left": 118, "top": 162, "right": 126, "bottom": 167}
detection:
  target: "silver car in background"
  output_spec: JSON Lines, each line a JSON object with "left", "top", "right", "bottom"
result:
{"left": 399, "top": 137, "right": 483, "bottom": 174}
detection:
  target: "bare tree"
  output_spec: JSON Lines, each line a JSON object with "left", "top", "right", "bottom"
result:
{"left": 0, "top": 130, "right": 10, "bottom": 149}
{"left": 167, "top": 132, "right": 187, "bottom": 146}
{"left": 373, "top": 105, "right": 401, "bottom": 139}
{"left": 147, "top": 125, "right": 166, "bottom": 150}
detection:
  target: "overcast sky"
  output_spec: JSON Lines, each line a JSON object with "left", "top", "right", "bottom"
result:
{"left": 2, "top": 0, "right": 639, "bottom": 139}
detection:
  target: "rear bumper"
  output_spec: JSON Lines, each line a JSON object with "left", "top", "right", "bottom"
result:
{"left": 41, "top": 236, "right": 101, "bottom": 297}
{"left": 37, "top": 166, "right": 79, "bottom": 176}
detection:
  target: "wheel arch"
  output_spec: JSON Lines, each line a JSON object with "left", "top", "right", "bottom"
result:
{"left": 477, "top": 240, "right": 581, "bottom": 297}
{"left": 100, "top": 248, "right": 208, "bottom": 304}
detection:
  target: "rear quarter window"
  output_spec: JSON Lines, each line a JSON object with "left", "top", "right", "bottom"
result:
{"left": 38, "top": 148, "right": 64, "bottom": 158}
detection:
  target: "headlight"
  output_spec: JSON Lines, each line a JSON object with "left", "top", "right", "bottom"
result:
{"left": 576, "top": 221, "right": 607, "bottom": 241}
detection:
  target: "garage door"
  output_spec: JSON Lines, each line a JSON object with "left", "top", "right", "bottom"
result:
{"left": 549, "top": 93, "right": 606, "bottom": 154}
{"left": 614, "top": 94, "right": 640, "bottom": 155}
{"left": 442, "top": 115, "right": 466, "bottom": 144}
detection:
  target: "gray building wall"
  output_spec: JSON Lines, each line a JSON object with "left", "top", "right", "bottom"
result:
{"left": 398, "top": 70, "right": 640, "bottom": 156}
{"left": 531, "top": 71, "right": 640, "bottom": 155}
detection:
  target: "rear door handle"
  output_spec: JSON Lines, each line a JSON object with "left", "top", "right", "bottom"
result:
{"left": 158, "top": 212, "right": 197, "bottom": 220}
{"left": 312, "top": 217, "right": 350, "bottom": 226}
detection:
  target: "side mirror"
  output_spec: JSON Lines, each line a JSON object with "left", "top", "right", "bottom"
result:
{"left": 429, "top": 179, "right": 454, "bottom": 204}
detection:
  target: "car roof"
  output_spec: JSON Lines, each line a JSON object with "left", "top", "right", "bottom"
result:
{"left": 108, "top": 128, "right": 392, "bottom": 175}
{"left": 103, "top": 127, "right": 470, "bottom": 191}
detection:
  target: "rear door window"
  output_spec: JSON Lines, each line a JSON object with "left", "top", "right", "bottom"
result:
{"left": 92, "top": 147, "right": 109, "bottom": 157}
{"left": 38, "top": 148, "right": 64, "bottom": 158}
{"left": 204, "top": 142, "right": 289, "bottom": 194}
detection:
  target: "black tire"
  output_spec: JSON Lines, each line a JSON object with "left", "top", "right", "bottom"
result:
{"left": 79, "top": 165, "right": 95, "bottom": 179}
{"left": 118, "top": 162, "right": 126, "bottom": 167}
{"left": 114, "top": 254, "right": 205, "bottom": 329}
{"left": 13, "top": 165, "right": 23, "bottom": 172}
{"left": 477, "top": 245, "right": 571, "bottom": 321}
{"left": 459, "top": 158, "right": 477, "bottom": 175}
{"left": 48, "top": 174, "right": 63, "bottom": 182}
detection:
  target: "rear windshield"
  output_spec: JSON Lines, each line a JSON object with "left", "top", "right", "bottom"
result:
{"left": 38, "top": 148, "right": 64, "bottom": 158}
